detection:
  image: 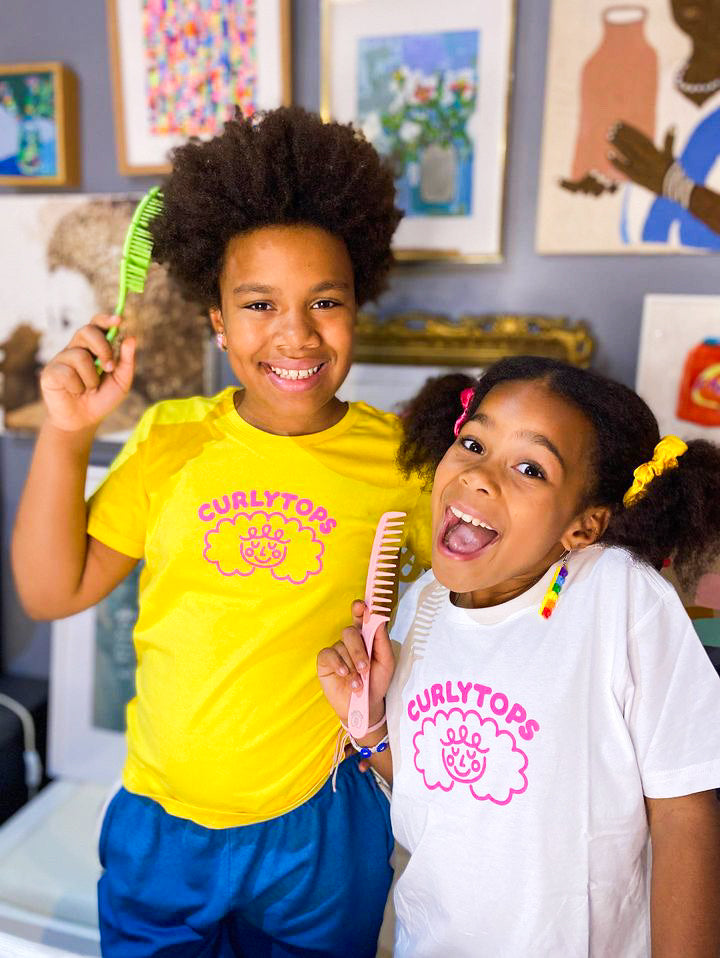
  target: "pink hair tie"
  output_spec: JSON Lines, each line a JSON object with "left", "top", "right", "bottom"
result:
{"left": 453, "top": 387, "right": 475, "bottom": 437}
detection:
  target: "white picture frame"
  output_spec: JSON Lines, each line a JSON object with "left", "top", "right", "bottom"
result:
{"left": 107, "top": 0, "right": 291, "bottom": 174}
{"left": 321, "top": 0, "right": 515, "bottom": 261}
{"left": 48, "top": 466, "right": 138, "bottom": 784}
{"left": 636, "top": 293, "right": 720, "bottom": 441}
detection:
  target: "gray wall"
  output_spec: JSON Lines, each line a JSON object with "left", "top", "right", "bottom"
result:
{"left": 1, "top": 0, "right": 718, "bottom": 675}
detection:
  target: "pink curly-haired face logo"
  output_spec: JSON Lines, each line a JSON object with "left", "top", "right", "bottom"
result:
{"left": 440, "top": 724, "right": 488, "bottom": 784}
{"left": 414, "top": 708, "right": 528, "bottom": 805}
{"left": 239, "top": 524, "right": 289, "bottom": 568}
{"left": 203, "top": 511, "right": 323, "bottom": 586}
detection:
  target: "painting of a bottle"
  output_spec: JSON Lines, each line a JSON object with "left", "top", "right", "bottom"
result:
{"left": 571, "top": 5, "right": 657, "bottom": 182}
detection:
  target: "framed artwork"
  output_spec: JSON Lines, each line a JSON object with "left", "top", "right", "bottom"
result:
{"left": 0, "top": 62, "right": 77, "bottom": 186}
{"left": 338, "top": 311, "right": 593, "bottom": 412}
{"left": 321, "top": 0, "right": 515, "bottom": 261}
{"left": 107, "top": 0, "right": 292, "bottom": 174}
{"left": 636, "top": 294, "right": 720, "bottom": 441}
{"left": 48, "top": 466, "right": 139, "bottom": 783}
{"left": 0, "top": 194, "right": 211, "bottom": 438}
{"left": 636, "top": 294, "right": 720, "bottom": 666}
{"left": 537, "top": 1, "right": 720, "bottom": 254}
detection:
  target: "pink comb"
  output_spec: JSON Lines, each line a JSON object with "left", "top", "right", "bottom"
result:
{"left": 347, "top": 511, "right": 406, "bottom": 738}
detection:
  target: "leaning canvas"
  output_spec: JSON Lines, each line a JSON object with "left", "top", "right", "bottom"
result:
{"left": 636, "top": 293, "right": 720, "bottom": 441}
{"left": 0, "top": 194, "right": 210, "bottom": 436}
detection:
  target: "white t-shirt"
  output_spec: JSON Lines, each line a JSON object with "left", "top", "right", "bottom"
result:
{"left": 386, "top": 545, "right": 720, "bottom": 957}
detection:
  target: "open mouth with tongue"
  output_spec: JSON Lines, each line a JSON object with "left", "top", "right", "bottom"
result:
{"left": 439, "top": 504, "right": 499, "bottom": 559}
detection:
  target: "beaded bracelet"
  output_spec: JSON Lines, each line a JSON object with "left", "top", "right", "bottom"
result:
{"left": 349, "top": 732, "right": 390, "bottom": 759}
{"left": 331, "top": 714, "right": 389, "bottom": 792}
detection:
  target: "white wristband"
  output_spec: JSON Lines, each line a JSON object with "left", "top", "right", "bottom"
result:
{"left": 662, "top": 161, "right": 694, "bottom": 210}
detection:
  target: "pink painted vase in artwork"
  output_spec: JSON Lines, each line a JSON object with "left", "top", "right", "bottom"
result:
{"left": 571, "top": 5, "right": 658, "bottom": 181}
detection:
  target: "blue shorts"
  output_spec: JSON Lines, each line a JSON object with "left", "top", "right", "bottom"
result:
{"left": 97, "top": 755, "right": 392, "bottom": 958}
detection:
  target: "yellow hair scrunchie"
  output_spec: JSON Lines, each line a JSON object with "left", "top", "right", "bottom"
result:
{"left": 623, "top": 435, "right": 688, "bottom": 507}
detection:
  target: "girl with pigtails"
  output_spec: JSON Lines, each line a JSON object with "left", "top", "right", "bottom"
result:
{"left": 318, "top": 355, "right": 720, "bottom": 958}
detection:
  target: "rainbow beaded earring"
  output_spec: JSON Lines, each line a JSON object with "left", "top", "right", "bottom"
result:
{"left": 539, "top": 553, "right": 569, "bottom": 619}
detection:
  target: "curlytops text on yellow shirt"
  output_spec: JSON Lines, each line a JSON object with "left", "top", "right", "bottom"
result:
{"left": 87, "top": 389, "right": 431, "bottom": 827}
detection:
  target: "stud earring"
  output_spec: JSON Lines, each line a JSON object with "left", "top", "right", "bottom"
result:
{"left": 215, "top": 331, "right": 226, "bottom": 351}
{"left": 539, "top": 552, "right": 569, "bottom": 619}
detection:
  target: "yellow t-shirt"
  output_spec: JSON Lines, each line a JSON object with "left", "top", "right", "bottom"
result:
{"left": 87, "top": 389, "right": 431, "bottom": 827}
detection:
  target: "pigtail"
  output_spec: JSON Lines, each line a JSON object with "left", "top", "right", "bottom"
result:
{"left": 397, "top": 373, "right": 475, "bottom": 485}
{"left": 602, "top": 439, "right": 720, "bottom": 591}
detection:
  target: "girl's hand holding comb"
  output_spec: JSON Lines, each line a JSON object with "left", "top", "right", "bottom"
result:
{"left": 317, "top": 598, "right": 395, "bottom": 736}
{"left": 40, "top": 314, "right": 136, "bottom": 434}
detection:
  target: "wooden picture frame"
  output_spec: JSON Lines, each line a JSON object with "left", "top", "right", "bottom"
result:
{"left": 107, "top": 0, "right": 292, "bottom": 175}
{"left": 0, "top": 62, "right": 77, "bottom": 187}
{"left": 321, "top": 0, "right": 516, "bottom": 261}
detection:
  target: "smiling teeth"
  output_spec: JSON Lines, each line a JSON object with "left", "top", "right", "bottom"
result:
{"left": 269, "top": 365, "right": 321, "bottom": 380}
{"left": 450, "top": 505, "right": 495, "bottom": 530}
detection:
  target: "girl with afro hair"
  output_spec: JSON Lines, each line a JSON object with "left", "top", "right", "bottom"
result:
{"left": 319, "top": 356, "right": 720, "bottom": 957}
{"left": 13, "top": 106, "right": 433, "bottom": 957}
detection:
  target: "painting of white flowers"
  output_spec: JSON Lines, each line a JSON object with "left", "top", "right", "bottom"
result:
{"left": 358, "top": 32, "right": 478, "bottom": 218}
{"left": 322, "top": 0, "right": 515, "bottom": 260}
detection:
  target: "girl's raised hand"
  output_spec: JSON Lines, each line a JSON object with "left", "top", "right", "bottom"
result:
{"left": 317, "top": 599, "right": 396, "bottom": 730}
{"left": 40, "top": 315, "right": 136, "bottom": 433}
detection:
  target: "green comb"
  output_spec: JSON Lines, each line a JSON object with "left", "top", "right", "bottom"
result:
{"left": 96, "top": 185, "right": 164, "bottom": 371}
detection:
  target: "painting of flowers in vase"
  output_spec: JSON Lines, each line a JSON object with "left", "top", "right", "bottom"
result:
{"left": 358, "top": 31, "right": 478, "bottom": 217}
{"left": 322, "top": 0, "right": 515, "bottom": 260}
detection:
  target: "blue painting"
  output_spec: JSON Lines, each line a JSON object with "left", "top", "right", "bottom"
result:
{"left": 357, "top": 30, "right": 479, "bottom": 217}
{"left": 0, "top": 70, "right": 58, "bottom": 178}
{"left": 93, "top": 563, "right": 141, "bottom": 732}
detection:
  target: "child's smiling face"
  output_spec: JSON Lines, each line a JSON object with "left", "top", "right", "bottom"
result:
{"left": 432, "top": 379, "right": 607, "bottom": 608}
{"left": 210, "top": 224, "right": 356, "bottom": 435}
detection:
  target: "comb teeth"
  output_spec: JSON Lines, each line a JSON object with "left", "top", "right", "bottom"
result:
{"left": 364, "top": 511, "right": 406, "bottom": 611}
{"left": 110, "top": 187, "right": 164, "bottom": 322}
{"left": 127, "top": 233, "right": 153, "bottom": 254}
{"left": 143, "top": 196, "right": 164, "bottom": 216}
{"left": 407, "top": 585, "right": 447, "bottom": 660}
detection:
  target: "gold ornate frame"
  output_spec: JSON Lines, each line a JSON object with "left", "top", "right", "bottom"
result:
{"left": 353, "top": 313, "right": 595, "bottom": 368}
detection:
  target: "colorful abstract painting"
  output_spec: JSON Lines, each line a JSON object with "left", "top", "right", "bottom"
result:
{"left": 109, "top": 0, "right": 288, "bottom": 173}
{"left": 0, "top": 68, "right": 57, "bottom": 178}
{"left": 358, "top": 30, "right": 478, "bottom": 217}
{"left": 142, "top": 0, "right": 257, "bottom": 137}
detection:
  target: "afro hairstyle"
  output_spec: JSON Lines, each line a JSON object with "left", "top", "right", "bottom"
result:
{"left": 150, "top": 106, "right": 403, "bottom": 308}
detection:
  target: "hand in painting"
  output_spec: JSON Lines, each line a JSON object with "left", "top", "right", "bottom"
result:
{"left": 40, "top": 314, "right": 136, "bottom": 433}
{"left": 607, "top": 122, "right": 675, "bottom": 196}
